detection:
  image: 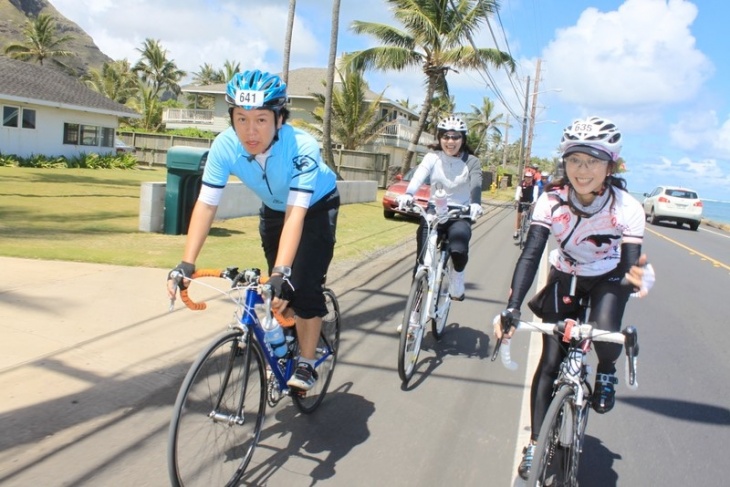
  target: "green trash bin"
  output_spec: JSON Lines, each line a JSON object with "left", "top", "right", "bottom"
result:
{"left": 164, "top": 146, "right": 209, "bottom": 235}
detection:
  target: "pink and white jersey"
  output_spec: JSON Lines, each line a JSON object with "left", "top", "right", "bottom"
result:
{"left": 531, "top": 186, "right": 645, "bottom": 276}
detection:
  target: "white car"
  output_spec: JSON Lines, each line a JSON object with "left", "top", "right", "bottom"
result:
{"left": 642, "top": 186, "right": 703, "bottom": 230}
{"left": 114, "top": 138, "right": 135, "bottom": 155}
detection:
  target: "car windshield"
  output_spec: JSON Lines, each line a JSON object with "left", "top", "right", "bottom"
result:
{"left": 402, "top": 167, "right": 431, "bottom": 185}
{"left": 665, "top": 189, "right": 698, "bottom": 199}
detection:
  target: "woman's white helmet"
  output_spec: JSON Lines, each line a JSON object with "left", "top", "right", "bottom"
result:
{"left": 559, "top": 116, "right": 622, "bottom": 161}
{"left": 437, "top": 115, "right": 467, "bottom": 133}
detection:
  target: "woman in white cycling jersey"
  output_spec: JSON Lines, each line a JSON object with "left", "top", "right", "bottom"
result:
{"left": 396, "top": 115, "right": 483, "bottom": 302}
{"left": 494, "top": 116, "right": 656, "bottom": 480}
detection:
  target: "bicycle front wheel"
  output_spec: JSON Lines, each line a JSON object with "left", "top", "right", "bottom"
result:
{"left": 528, "top": 386, "right": 580, "bottom": 487}
{"left": 398, "top": 272, "right": 427, "bottom": 383}
{"left": 519, "top": 213, "right": 529, "bottom": 249}
{"left": 431, "top": 255, "right": 451, "bottom": 340}
{"left": 168, "top": 329, "right": 266, "bottom": 487}
{"left": 293, "top": 288, "right": 341, "bottom": 414}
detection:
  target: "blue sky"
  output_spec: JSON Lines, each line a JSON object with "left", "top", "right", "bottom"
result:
{"left": 51, "top": 0, "right": 729, "bottom": 201}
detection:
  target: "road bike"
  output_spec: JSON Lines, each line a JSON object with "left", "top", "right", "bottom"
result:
{"left": 517, "top": 202, "right": 533, "bottom": 250}
{"left": 397, "top": 203, "right": 471, "bottom": 384}
{"left": 492, "top": 304, "right": 639, "bottom": 487}
{"left": 167, "top": 267, "right": 340, "bottom": 487}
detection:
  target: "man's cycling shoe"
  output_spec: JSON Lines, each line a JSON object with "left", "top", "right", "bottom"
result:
{"left": 287, "top": 362, "right": 318, "bottom": 391}
{"left": 593, "top": 373, "right": 618, "bottom": 414}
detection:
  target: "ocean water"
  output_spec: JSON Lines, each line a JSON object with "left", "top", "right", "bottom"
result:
{"left": 702, "top": 199, "right": 730, "bottom": 225}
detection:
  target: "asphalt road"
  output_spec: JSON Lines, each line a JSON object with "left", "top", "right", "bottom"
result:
{"left": 1, "top": 205, "right": 728, "bottom": 486}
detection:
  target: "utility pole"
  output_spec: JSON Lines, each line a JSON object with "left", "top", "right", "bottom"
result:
{"left": 518, "top": 76, "right": 531, "bottom": 180}
{"left": 525, "top": 58, "right": 542, "bottom": 171}
{"left": 501, "top": 114, "right": 510, "bottom": 167}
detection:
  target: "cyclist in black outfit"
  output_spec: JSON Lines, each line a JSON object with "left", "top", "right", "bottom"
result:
{"left": 494, "top": 116, "right": 656, "bottom": 480}
{"left": 513, "top": 169, "right": 539, "bottom": 239}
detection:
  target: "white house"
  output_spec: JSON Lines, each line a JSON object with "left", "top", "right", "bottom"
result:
{"left": 0, "top": 56, "right": 140, "bottom": 159}
{"left": 162, "top": 67, "right": 435, "bottom": 166}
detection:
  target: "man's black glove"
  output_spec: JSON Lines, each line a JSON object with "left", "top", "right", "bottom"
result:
{"left": 267, "top": 274, "right": 295, "bottom": 301}
{"left": 168, "top": 261, "right": 195, "bottom": 290}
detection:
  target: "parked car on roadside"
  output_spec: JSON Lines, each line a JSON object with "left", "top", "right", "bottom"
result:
{"left": 382, "top": 167, "right": 431, "bottom": 219}
{"left": 642, "top": 185, "right": 703, "bottom": 230}
{"left": 115, "top": 138, "right": 135, "bottom": 155}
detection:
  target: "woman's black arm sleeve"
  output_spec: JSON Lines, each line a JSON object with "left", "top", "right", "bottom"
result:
{"left": 619, "top": 242, "right": 642, "bottom": 275}
{"left": 507, "top": 225, "right": 550, "bottom": 309}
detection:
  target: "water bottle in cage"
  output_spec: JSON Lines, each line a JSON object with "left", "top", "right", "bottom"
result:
{"left": 434, "top": 184, "right": 447, "bottom": 216}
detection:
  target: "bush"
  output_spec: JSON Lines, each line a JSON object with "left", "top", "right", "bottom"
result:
{"left": 0, "top": 152, "right": 139, "bottom": 169}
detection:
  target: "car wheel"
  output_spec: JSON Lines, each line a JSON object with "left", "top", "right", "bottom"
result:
{"left": 384, "top": 209, "right": 395, "bottom": 219}
{"left": 689, "top": 221, "right": 700, "bottom": 231}
{"left": 649, "top": 208, "right": 660, "bottom": 225}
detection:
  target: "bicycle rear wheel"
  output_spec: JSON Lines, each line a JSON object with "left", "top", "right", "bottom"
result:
{"left": 292, "top": 288, "right": 341, "bottom": 414}
{"left": 168, "top": 329, "right": 266, "bottom": 487}
{"left": 398, "top": 272, "right": 427, "bottom": 383}
{"left": 431, "top": 255, "right": 451, "bottom": 340}
{"left": 528, "top": 386, "right": 580, "bottom": 487}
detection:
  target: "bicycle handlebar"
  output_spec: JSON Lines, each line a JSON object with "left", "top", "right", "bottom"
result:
{"left": 398, "top": 201, "right": 472, "bottom": 222}
{"left": 170, "top": 267, "right": 296, "bottom": 327}
{"left": 493, "top": 314, "right": 639, "bottom": 388}
{"left": 171, "top": 266, "right": 263, "bottom": 311}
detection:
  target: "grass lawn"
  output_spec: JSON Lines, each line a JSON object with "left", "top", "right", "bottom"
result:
{"left": 0, "top": 166, "right": 422, "bottom": 269}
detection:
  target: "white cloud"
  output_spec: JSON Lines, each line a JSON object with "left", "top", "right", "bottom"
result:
{"left": 670, "top": 110, "right": 730, "bottom": 159}
{"left": 542, "top": 0, "right": 713, "bottom": 108}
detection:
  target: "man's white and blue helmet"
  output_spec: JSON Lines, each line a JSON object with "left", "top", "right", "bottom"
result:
{"left": 225, "top": 70, "right": 287, "bottom": 111}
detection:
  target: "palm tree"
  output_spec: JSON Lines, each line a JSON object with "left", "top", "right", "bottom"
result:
{"left": 192, "top": 63, "right": 224, "bottom": 85}
{"left": 345, "top": 0, "right": 515, "bottom": 172}
{"left": 132, "top": 38, "right": 186, "bottom": 99}
{"left": 292, "top": 66, "right": 392, "bottom": 150}
{"left": 282, "top": 0, "right": 297, "bottom": 84}
{"left": 126, "top": 81, "right": 163, "bottom": 131}
{"left": 468, "top": 96, "right": 503, "bottom": 158}
{"left": 322, "top": 0, "right": 343, "bottom": 171}
{"left": 84, "top": 59, "right": 138, "bottom": 105}
{"left": 221, "top": 60, "right": 241, "bottom": 81}
{"left": 4, "top": 13, "right": 75, "bottom": 68}
{"left": 425, "top": 95, "right": 455, "bottom": 134}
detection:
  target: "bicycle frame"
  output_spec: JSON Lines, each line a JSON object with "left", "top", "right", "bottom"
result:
{"left": 238, "top": 286, "right": 334, "bottom": 396}
{"left": 415, "top": 220, "right": 450, "bottom": 326}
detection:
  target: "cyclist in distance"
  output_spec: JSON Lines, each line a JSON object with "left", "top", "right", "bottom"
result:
{"left": 494, "top": 116, "right": 656, "bottom": 480}
{"left": 166, "top": 69, "right": 340, "bottom": 392}
{"left": 396, "top": 115, "right": 483, "bottom": 302}
{"left": 513, "top": 169, "right": 539, "bottom": 239}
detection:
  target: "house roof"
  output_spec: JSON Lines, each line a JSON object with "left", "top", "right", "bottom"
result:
{"left": 0, "top": 56, "right": 139, "bottom": 118}
{"left": 182, "top": 67, "right": 414, "bottom": 113}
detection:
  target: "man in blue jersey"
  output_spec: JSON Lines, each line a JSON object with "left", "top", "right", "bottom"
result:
{"left": 167, "top": 70, "right": 340, "bottom": 391}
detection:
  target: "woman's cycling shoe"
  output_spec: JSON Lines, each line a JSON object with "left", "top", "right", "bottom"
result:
{"left": 593, "top": 373, "right": 618, "bottom": 413}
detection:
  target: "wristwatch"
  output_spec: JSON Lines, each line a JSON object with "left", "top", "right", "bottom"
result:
{"left": 271, "top": 265, "right": 292, "bottom": 277}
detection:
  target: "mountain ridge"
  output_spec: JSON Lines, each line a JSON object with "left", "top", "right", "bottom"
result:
{"left": 0, "top": 0, "right": 113, "bottom": 76}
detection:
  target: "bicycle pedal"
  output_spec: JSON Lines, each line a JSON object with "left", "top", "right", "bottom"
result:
{"left": 289, "top": 387, "right": 307, "bottom": 397}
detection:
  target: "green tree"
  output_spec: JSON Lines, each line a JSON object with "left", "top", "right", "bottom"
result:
{"left": 425, "top": 95, "right": 455, "bottom": 134}
{"left": 345, "top": 0, "right": 515, "bottom": 172}
{"left": 4, "top": 13, "right": 75, "bottom": 68}
{"left": 132, "top": 38, "right": 186, "bottom": 99}
{"left": 292, "top": 66, "right": 392, "bottom": 150}
{"left": 126, "top": 81, "right": 163, "bottom": 131}
{"left": 467, "top": 96, "right": 503, "bottom": 159}
{"left": 221, "top": 60, "right": 242, "bottom": 82}
{"left": 84, "top": 59, "right": 138, "bottom": 105}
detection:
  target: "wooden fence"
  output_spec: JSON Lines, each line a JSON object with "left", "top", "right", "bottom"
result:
{"left": 119, "top": 132, "right": 391, "bottom": 187}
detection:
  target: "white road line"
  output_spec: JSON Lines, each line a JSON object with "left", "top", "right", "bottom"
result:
{"left": 509, "top": 248, "right": 549, "bottom": 485}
